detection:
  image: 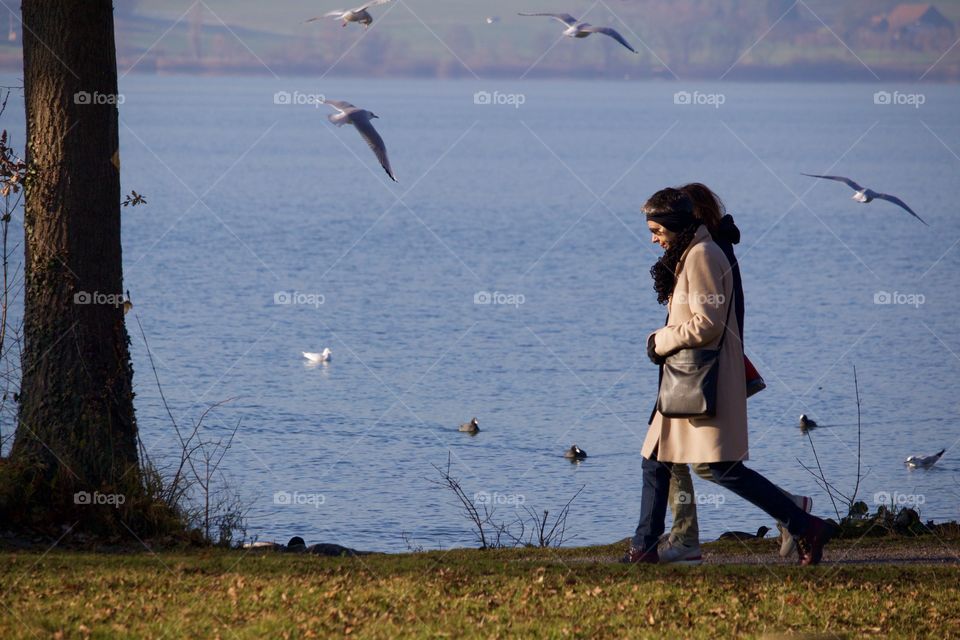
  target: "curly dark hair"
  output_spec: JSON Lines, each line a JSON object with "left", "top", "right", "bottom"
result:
{"left": 649, "top": 224, "right": 699, "bottom": 305}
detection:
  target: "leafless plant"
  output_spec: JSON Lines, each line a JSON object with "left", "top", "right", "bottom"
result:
{"left": 400, "top": 530, "right": 425, "bottom": 553}
{"left": 134, "top": 314, "right": 247, "bottom": 545}
{"left": 797, "top": 364, "right": 868, "bottom": 522}
{"left": 430, "top": 453, "right": 585, "bottom": 550}
{"left": 523, "top": 486, "right": 584, "bottom": 548}
{"left": 429, "top": 452, "right": 496, "bottom": 549}
{"left": 0, "top": 88, "right": 26, "bottom": 455}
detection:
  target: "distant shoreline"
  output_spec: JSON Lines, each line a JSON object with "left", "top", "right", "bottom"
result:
{"left": 0, "top": 54, "right": 957, "bottom": 83}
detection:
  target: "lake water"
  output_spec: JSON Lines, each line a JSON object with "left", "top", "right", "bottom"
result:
{"left": 2, "top": 76, "right": 959, "bottom": 552}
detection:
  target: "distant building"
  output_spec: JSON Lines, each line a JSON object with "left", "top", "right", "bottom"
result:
{"left": 867, "top": 4, "right": 955, "bottom": 50}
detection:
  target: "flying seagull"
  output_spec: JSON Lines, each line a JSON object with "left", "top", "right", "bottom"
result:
{"left": 518, "top": 12, "right": 638, "bottom": 53}
{"left": 801, "top": 173, "right": 927, "bottom": 226}
{"left": 303, "top": 348, "right": 332, "bottom": 363}
{"left": 905, "top": 448, "right": 945, "bottom": 469}
{"left": 306, "top": 0, "right": 393, "bottom": 29}
{"left": 321, "top": 99, "right": 396, "bottom": 182}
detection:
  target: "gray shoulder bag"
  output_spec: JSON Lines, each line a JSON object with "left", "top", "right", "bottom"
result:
{"left": 656, "top": 292, "right": 734, "bottom": 419}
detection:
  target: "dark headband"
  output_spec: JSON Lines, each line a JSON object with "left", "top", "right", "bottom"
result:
{"left": 645, "top": 207, "right": 696, "bottom": 233}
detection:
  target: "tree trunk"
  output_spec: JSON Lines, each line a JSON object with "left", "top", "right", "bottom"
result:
{"left": 10, "top": 0, "right": 138, "bottom": 522}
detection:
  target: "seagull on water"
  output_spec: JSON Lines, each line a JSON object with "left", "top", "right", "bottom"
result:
{"left": 321, "top": 99, "right": 396, "bottom": 182}
{"left": 518, "top": 12, "right": 638, "bottom": 53}
{"left": 801, "top": 173, "right": 927, "bottom": 225}
{"left": 305, "top": 0, "right": 393, "bottom": 29}
{"left": 303, "top": 348, "right": 332, "bottom": 363}
{"left": 905, "top": 448, "right": 945, "bottom": 469}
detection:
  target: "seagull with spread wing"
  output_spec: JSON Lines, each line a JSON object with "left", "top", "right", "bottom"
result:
{"left": 801, "top": 173, "right": 927, "bottom": 225}
{"left": 306, "top": 0, "right": 393, "bottom": 29}
{"left": 518, "top": 12, "right": 638, "bottom": 53}
{"left": 321, "top": 99, "right": 396, "bottom": 182}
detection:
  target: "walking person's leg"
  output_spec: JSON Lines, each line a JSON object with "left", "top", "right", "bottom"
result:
{"left": 706, "top": 461, "right": 834, "bottom": 564}
{"left": 623, "top": 455, "right": 671, "bottom": 563}
{"left": 668, "top": 464, "right": 699, "bottom": 545}
{"left": 661, "top": 464, "right": 704, "bottom": 564}
{"left": 693, "top": 462, "right": 812, "bottom": 556}
{"left": 774, "top": 491, "right": 813, "bottom": 557}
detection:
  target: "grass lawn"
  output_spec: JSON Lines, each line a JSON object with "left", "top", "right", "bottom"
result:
{"left": 2, "top": 536, "right": 958, "bottom": 638}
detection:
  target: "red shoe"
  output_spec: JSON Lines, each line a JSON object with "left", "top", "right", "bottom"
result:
{"left": 796, "top": 517, "right": 836, "bottom": 566}
{"left": 620, "top": 546, "right": 658, "bottom": 564}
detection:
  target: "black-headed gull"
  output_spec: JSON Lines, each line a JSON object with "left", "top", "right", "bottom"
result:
{"left": 802, "top": 173, "right": 927, "bottom": 225}
{"left": 905, "top": 448, "right": 945, "bottom": 469}
{"left": 564, "top": 444, "right": 587, "bottom": 460}
{"left": 321, "top": 99, "right": 396, "bottom": 182}
{"left": 303, "top": 348, "right": 332, "bottom": 363}
{"left": 458, "top": 417, "right": 479, "bottom": 433}
{"left": 518, "top": 12, "right": 638, "bottom": 53}
{"left": 305, "top": 0, "right": 393, "bottom": 29}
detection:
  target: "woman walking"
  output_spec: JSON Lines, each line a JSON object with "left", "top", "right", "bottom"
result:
{"left": 659, "top": 184, "right": 809, "bottom": 565}
{"left": 624, "top": 187, "right": 834, "bottom": 566}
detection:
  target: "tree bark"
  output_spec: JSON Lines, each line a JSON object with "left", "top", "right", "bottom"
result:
{"left": 11, "top": 0, "right": 138, "bottom": 516}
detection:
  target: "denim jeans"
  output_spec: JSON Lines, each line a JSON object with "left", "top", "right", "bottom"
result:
{"left": 668, "top": 462, "right": 802, "bottom": 547}
{"left": 632, "top": 455, "right": 812, "bottom": 552}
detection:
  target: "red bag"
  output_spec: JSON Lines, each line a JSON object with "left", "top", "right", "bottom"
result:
{"left": 744, "top": 355, "right": 766, "bottom": 398}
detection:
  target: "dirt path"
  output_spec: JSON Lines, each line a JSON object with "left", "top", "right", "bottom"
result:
{"left": 566, "top": 538, "right": 960, "bottom": 566}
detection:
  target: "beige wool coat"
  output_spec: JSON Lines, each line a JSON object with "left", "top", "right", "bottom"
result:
{"left": 641, "top": 225, "right": 749, "bottom": 464}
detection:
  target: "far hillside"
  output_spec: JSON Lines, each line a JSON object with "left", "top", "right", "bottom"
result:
{"left": 1, "top": 0, "right": 958, "bottom": 78}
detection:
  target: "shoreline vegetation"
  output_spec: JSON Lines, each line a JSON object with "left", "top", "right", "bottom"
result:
{"left": 1, "top": 535, "right": 957, "bottom": 638}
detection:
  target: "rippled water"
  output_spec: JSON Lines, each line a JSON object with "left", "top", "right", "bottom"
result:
{"left": 2, "top": 76, "right": 959, "bottom": 551}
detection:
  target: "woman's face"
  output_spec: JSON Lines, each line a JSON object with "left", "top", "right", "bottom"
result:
{"left": 648, "top": 221, "right": 676, "bottom": 250}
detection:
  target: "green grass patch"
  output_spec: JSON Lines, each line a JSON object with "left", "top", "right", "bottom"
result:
{"left": 1, "top": 537, "right": 958, "bottom": 638}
